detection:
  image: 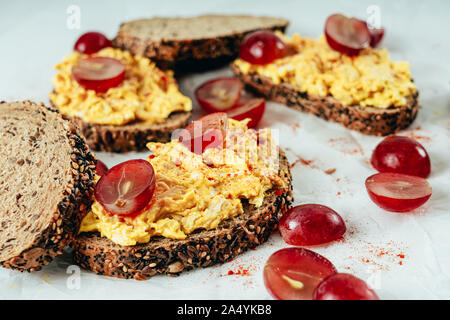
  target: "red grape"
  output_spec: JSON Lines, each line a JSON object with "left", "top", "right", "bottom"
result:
{"left": 226, "top": 98, "right": 265, "bottom": 128}
{"left": 279, "top": 204, "right": 346, "bottom": 246}
{"left": 179, "top": 113, "right": 228, "bottom": 155}
{"left": 371, "top": 135, "right": 431, "bottom": 178}
{"left": 365, "top": 172, "right": 432, "bottom": 212}
{"left": 95, "top": 160, "right": 108, "bottom": 176}
{"left": 325, "top": 14, "right": 370, "bottom": 56}
{"left": 72, "top": 57, "right": 125, "bottom": 93}
{"left": 195, "top": 78, "right": 243, "bottom": 113}
{"left": 368, "top": 26, "right": 385, "bottom": 48}
{"left": 239, "top": 30, "right": 287, "bottom": 65}
{"left": 195, "top": 76, "right": 266, "bottom": 128}
{"left": 74, "top": 32, "right": 112, "bottom": 54}
{"left": 95, "top": 159, "right": 155, "bottom": 217}
{"left": 263, "top": 247, "right": 337, "bottom": 300}
{"left": 313, "top": 273, "right": 379, "bottom": 300}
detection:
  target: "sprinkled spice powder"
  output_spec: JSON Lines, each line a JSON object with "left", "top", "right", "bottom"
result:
{"left": 290, "top": 156, "right": 314, "bottom": 169}
{"left": 274, "top": 190, "right": 283, "bottom": 196}
{"left": 286, "top": 148, "right": 339, "bottom": 175}
{"left": 289, "top": 123, "right": 301, "bottom": 132}
{"left": 402, "top": 132, "right": 431, "bottom": 141}
{"left": 215, "top": 257, "right": 264, "bottom": 279}
{"left": 328, "top": 137, "right": 365, "bottom": 156}
{"left": 227, "top": 268, "right": 250, "bottom": 276}
{"left": 349, "top": 240, "right": 407, "bottom": 270}
{"left": 225, "top": 263, "right": 252, "bottom": 277}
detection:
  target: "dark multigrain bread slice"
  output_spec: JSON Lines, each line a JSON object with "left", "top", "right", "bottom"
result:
{"left": 231, "top": 63, "right": 419, "bottom": 136}
{"left": 114, "top": 15, "right": 289, "bottom": 72}
{"left": 72, "top": 150, "right": 293, "bottom": 280}
{"left": 65, "top": 111, "right": 191, "bottom": 153}
{"left": 0, "top": 101, "right": 96, "bottom": 271}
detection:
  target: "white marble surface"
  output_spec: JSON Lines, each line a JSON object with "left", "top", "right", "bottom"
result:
{"left": 0, "top": 0, "right": 449, "bottom": 299}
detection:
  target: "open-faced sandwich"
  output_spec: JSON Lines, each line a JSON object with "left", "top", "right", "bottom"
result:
{"left": 231, "top": 14, "right": 419, "bottom": 136}
{"left": 50, "top": 32, "right": 192, "bottom": 152}
{"left": 114, "top": 14, "right": 289, "bottom": 72}
{"left": 0, "top": 101, "right": 95, "bottom": 271}
{"left": 0, "top": 104, "right": 292, "bottom": 278}
{"left": 72, "top": 113, "right": 293, "bottom": 279}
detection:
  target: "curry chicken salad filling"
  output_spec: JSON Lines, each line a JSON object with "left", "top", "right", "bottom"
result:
{"left": 80, "top": 118, "right": 286, "bottom": 246}
{"left": 234, "top": 32, "right": 417, "bottom": 108}
{"left": 50, "top": 47, "right": 192, "bottom": 126}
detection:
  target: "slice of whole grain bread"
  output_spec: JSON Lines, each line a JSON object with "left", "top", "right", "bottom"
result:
{"left": 72, "top": 149, "right": 293, "bottom": 280}
{"left": 66, "top": 110, "right": 191, "bottom": 153}
{"left": 114, "top": 15, "right": 289, "bottom": 71}
{"left": 231, "top": 63, "right": 419, "bottom": 136}
{"left": 0, "top": 101, "right": 96, "bottom": 271}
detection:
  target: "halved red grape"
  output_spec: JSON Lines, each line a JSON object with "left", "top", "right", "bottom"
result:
{"left": 226, "top": 98, "right": 265, "bottom": 128}
{"left": 313, "top": 273, "right": 379, "bottom": 300}
{"left": 279, "top": 204, "right": 346, "bottom": 246}
{"left": 195, "top": 78, "right": 243, "bottom": 113}
{"left": 74, "top": 32, "right": 113, "bottom": 54}
{"left": 368, "top": 26, "right": 385, "bottom": 48}
{"left": 96, "top": 160, "right": 108, "bottom": 176}
{"left": 371, "top": 135, "right": 431, "bottom": 178}
{"left": 179, "top": 113, "right": 228, "bottom": 155}
{"left": 365, "top": 172, "right": 432, "bottom": 212}
{"left": 325, "top": 14, "right": 371, "bottom": 56}
{"left": 263, "top": 247, "right": 337, "bottom": 300}
{"left": 95, "top": 159, "right": 156, "bottom": 217}
{"left": 72, "top": 56, "right": 125, "bottom": 93}
{"left": 239, "top": 30, "right": 287, "bottom": 65}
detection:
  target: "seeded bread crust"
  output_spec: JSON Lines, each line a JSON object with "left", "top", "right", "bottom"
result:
{"left": 72, "top": 149, "right": 293, "bottom": 280}
{"left": 54, "top": 106, "right": 191, "bottom": 153}
{"left": 0, "top": 101, "right": 96, "bottom": 272}
{"left": 114, "top": 15, "right": 289, "bottom": 71}
{"left": 231, "top": 63, "right": 419, "bottom": 136}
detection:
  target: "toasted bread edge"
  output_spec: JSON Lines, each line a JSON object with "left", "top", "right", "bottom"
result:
{"left": 56, "top": 108, "right": 191, "bottom": 153}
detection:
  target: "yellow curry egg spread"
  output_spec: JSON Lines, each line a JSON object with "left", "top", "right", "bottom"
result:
{"left": 79, "top": 119, "right": 285, "bottom": 246}
{"left": 50, "top": 47, "right": 192, "bottom": 126}
{"left": 234, "top": 33, "right": 417, "bottom": 108}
